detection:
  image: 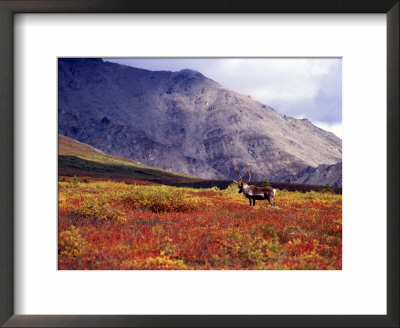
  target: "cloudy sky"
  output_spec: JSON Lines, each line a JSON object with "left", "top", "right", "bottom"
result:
{"left": 104, "top": 58, "right": 342, "bottom": 138}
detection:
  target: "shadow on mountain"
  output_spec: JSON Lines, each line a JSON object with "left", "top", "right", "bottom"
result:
{"left": 58, "top": 155, "right": 200, "bottom": 184}
{"left": 59, "top": 155, "right": 341, "bottom": 194}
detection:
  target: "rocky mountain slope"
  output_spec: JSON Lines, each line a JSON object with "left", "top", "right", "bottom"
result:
{"left": 283, "top": 162, "right": 342, "bottom": 187}
{"left": 58, "top": 134, "right": 201, "bottom": 183}
{"left": 58, "top": 58, "right": 342, "bottom": 182}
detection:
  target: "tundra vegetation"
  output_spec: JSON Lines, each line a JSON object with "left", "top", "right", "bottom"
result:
{"left": 58, "top": 177, "right": 342, "bottom": 270}
{"left": 58, "top": 134, "right": 342, "bottom": 270}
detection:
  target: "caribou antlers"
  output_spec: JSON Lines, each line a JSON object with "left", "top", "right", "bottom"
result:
{"left": 233, "top": 168, "right": 251, "bottom": 184}
{"left": 246, "top": 169, "right": 252, "bottom": 183}
{"left": 233, "top": 168, "right": 243, "bottom": 184}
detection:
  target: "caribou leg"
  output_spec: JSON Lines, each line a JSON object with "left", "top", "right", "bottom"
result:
{"left": 267, "top": 197, "right": 276, "bottom": 207}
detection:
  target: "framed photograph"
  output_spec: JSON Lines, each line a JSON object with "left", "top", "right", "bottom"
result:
{"left": 1, "top": 0, "right": 398, "bottom": 327}
{"left": 57, "top": 56, "right": 343, "bottom": 272}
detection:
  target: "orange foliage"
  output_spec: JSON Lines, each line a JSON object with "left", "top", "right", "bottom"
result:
{"left": 58, "top": 180, "right": 342, "bottom": 270}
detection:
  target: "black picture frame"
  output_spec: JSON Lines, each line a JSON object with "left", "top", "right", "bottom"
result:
{"left": 0, "top": 1, "right": 398, "bottom": 327}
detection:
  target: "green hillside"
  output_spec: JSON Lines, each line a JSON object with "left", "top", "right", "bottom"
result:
{"left": 58, "top": 134, "right": 202, "bottom": 183}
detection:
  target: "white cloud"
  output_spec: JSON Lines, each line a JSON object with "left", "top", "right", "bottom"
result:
{"left": 104, "top": 58, "right": 342, "bottom": 126}
{"left": 313, "top": 121, "right": 343, "bottom": 139}
{"left": 200, "top": 59, "right": 341, "bottom": 120}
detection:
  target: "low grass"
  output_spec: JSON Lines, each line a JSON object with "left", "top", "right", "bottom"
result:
{"left": 58, "top": 179, "right": 342, "bottom": 270}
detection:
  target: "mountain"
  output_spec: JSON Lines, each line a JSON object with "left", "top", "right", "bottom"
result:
{"left": 58, "top": 134, "right": 201, "bottom": 183}
{"left": 58, "top": 58, "right": 342, "bottom": 182}
{"left": 283, "top": 162, "right": 342, "bottom": 187}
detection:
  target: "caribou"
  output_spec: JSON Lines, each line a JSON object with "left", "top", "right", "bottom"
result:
{"left": 233, "top": 169, "right": 276, "bottom": 207}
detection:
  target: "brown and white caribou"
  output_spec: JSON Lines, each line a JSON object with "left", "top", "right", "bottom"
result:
{"left": 233, "top": 169, "right": 276, "bottom": 207}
